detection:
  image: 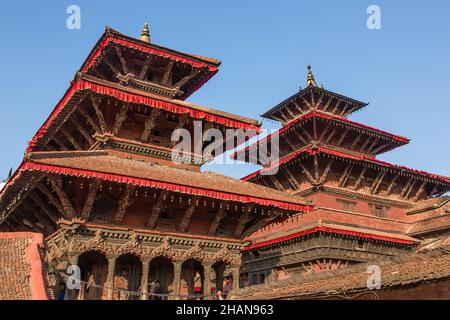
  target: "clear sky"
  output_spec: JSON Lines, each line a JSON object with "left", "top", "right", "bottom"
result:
{"left": 0, "top": 1, "right": 449, "bottom": 181}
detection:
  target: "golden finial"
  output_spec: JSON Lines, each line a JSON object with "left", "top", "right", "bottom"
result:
{"left": 307, "top": 65, "right": 318, "bottom": 87}
{"left": 140, "top": 22, "right": 151, "bottom": 43}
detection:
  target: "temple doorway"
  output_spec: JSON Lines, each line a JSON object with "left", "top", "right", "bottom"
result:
{"left": 114, "top": 254, "right": 142, "bottom": 300}
{"left": 148, "top": 257, "right": 174, "bottom": 300}
{"left": 77, "top": 251, "right": 108, "bottom": 300}
{"left": 181, "top": 259, "right": 204, "bottom": 299}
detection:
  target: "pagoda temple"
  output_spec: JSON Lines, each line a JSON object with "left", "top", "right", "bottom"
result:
{"left": 0, "top": 25, "right": 312, "bottom": 300}
{"left": 0, "top": 24, "right": 449, "bottom": 300}
{"left": 233, "top": 66, "right": 450, "bottom": 286}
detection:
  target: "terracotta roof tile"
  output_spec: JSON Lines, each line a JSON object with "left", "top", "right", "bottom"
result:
{"left": 233, "top": 247, "right": 450, "bottom": 300}
{"left": 24, "top": 151, "right": 312, "bottom": 210}
{"left": 0, "top": 232, "right": 49, "bottom": 300}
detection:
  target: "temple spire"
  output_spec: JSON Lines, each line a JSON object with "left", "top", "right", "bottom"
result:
{"left": 140, "top": 23, "right": 151, "bottom": 43}
{"left": 306, "top": 65, "right": 317, "bottom": 87}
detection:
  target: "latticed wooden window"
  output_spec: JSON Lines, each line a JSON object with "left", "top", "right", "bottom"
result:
{"left": 92, "top": 194, "right": 117, "bottom": 223}
{"left": 369, "top": 204, "right": 389, "bottom": 218}
{"left": 336, "top": 199, "right": 356, "bottom": 212}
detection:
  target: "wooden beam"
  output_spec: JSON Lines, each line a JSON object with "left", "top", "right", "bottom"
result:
{"left": 385, "top": 174, "right": 400, "bottom": 195}
{"left": 335, "top": 129, "right": 349, "bottom": 146}
{"left": 141, "top": 109, "right": 160, "bottom": 142}
{"left": 319, "top": 159, "right": 334, "bottom": 184}
{"left": 269, "top": 176, "right": 285, "bottom": 191}
{"left": 146, "top": 190, "right": 169, "bottom": 228}
{"left": 47, "top": 175, "right": 76, "bottom": 219}
{"left": 60, "top": 127, "right": 82, "bottom": 150}
{"left": 284, "top": 136, "right": 297, "bottom": 151}
{"left": 29, "top": 192, "right": 59, "bottom": 224}
{"left": 366, "top": 138, "right": 380, "bottom": 154}
{"left": 23, "top": 203, "right": 54, "bottom": 234}
{"left": 301, "top": 97, "right": 313, "bottom": 111}
{"left": 208, "top": 203, "right": 228, "bottom": 235}
{"left": 411, "top": 181, "right": 427, "bottom": 202}
{"left": 51, "top": 136, "right": 69, "bottom": 151}
{"left": 81, "top": 180, "right": 101, "bottom": 220}
{"left": 371, "top": 142, "right": 391, "bottom": 155}
{"left": 331, "top": 101, "right": 342, "bottom": 114}
{"left": 299, "top": 163, "right": 318, "bottom": 185}
{"left": 114, "top": 184, "right": 136, "bottom": 223}
{"left": 104, "top": 55, "right": 121, "bottom": 75}
{"left": 400, "top": 178, "right": 414, "bottom": 198}
{"left": 112, "top": 105, "right": 129, "bottom": 135}
{"left": 90, "top": 96, "right": 108, "bottom": 133}
{"left": 292, "top": 100, "right": 305, "bottom": 113}
{"left": 292, "top": 129, "right": 308, "bottom": 145}
{"left": 284, "top": 168, "right": 301, "bottom": 189}
{"left": 234, "top": 204, "right": 254, "bottom": 237}
{"left": 161, "top": 60, "right": 175, "bottom": 87}
{"left": 370, "top": 171, "right": 386, "bottom": 195}
{"left": 352, "top": 167, "right": 368, "bottom": 190}
{"left": 70, "top": 118, "right": 95, "bottom": 145}
{"left": 179, "top": 197, "right": 199, "bottom": 232}
{"left": 174, "top": 68, "right": 202, "bottom": 88}
{"left": 403, "top": 180, "right": 417, "bottom": 200}
{"left": 359, "top": 137, "right": 372, "bottom": 153}
{"left": 325, "top": 128, "right": 338, "bottom": 145}
{"left": 322, "top": 97, "right": 333, "bottom": 112}
{"left": 319, "top": 123, "right": 333, "bottom": 141}
{"left": 138, "top": 56, "right": 153, "bottom": 80}
{"left": 313, "top": 155, "right": 319, "bottom": 181}
{"left": 78, "top": 107, "right": 101, "bottom": 133}
{"left": 114, "top": 45, "right": 129, "bottom": 74}
{"left": 338, "top": 164, "right": 353, "bottom": 187}
{"left": 36, "top": 183, "right": 67, "bottom": 219}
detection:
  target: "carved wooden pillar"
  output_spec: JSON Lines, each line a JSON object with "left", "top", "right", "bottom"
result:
{"left": 106, "top": 255, "right": 117, "bottom": 300}
{"left": 231, "top": 266, "right": 240, "bottom": 292}
{"left": 172, "top": 261, "right": 182, "bottom": 300}
{"left": 140, "top": 258, "right": 150, "bottom": 300}
{"left": 202, "top": 263, "right": 213, "bottom": 300}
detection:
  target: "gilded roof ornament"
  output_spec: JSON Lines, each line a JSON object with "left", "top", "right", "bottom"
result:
{"left": 140, "top": 22, "right": 151, "bottom": 43}
{"left": 306, "top": 65, "right": 318, "bottom": 87}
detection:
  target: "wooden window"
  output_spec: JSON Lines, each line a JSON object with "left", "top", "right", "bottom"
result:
{"left": 336, "top": 199, "right": 356, "bottom": 212}
{"left": 369, "top": 204, "right": 389, "bottom": 218}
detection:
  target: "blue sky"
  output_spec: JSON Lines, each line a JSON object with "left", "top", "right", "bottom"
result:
{"left": 0, "top": 1, "right": 449, "bottom": 180}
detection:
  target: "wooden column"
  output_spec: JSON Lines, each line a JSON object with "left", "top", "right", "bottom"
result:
{"left": 203, "top": 263, "right": 212, "bottom": 300}
{"left": 106, "top": 255, "right": 117, "bottom": 300}
{"left": 173, "top": 261, "right": 182, "bottom": 300}
{"left": 231, "top": 266, "right": 240, "bottom": 292}
{"left": 140, "top": 258, "right": 150, "bottom": 300}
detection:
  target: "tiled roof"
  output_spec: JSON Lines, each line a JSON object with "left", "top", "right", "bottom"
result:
{"left": 0, "top": 232, "right": 49, "bottom": 300}
{"left": 243, "top": 220, "right": 418, "bottom": 250}
{"left": 407, "top": 196, "right": 450, "bottom": 214}
{"left": 14, "top": 151, "right": 312, "bottom": 212}
{"left": 233, "top": 244, "right": 450, "bottom": 300}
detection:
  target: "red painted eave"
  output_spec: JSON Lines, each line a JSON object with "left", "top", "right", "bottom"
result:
{"left": 242, "top": 226, "right": 417, "bottom": 251}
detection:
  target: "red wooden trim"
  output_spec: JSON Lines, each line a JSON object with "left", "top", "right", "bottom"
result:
{"left": 20, "top": 161, "right": 312, "bottom": 212}
{"left": 26, "top": 78, "right": 261, "bottom": 152}
{"left": 232, "top": 111, "right": 409, "bottom": 159}
{"left": 82, "top": 36, "right": 218, "bottom": 73}
{"left": 242, "top": 226, "right": 415, "bottom": 250}
{"left": 242, "top": 146, "right": 450, "bottom": 184}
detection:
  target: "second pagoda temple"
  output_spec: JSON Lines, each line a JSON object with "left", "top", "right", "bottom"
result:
{"left": 233, "top": 66, "right": 450, "bottom": 285}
